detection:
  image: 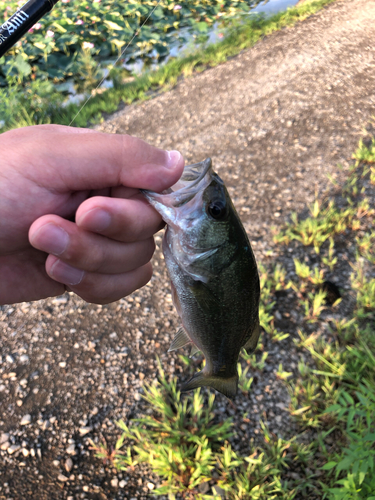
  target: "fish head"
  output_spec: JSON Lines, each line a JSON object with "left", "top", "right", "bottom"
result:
{"left": 142, "top": 158, "right": 243, "bottom": 281}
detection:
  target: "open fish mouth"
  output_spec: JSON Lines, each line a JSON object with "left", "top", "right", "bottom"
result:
{"left": 142, "top": 158, "right": 213, "bottom": 210}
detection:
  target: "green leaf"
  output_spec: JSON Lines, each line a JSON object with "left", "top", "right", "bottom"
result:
{"left": 321, "top": 461, "right": 337, "bottom": 470}
{"left": 33, "top": 42, "right": 46, "bottom": 50}
{"left": 104, "top": 20, "right": 124, "bottom": 31}
{"left": 14, "top": 54, "right": 31, "bottom": 77}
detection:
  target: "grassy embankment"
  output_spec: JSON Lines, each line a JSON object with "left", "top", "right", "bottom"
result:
{"left": 0, "top": 0, "right": 336, "bottom": 131}
{"left": 92, "top": 133, "right": 375, "bottom": 499}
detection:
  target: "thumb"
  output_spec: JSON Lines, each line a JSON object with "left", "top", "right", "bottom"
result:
{"left": 5, "top": 125, "right": 184, "bottom": 193}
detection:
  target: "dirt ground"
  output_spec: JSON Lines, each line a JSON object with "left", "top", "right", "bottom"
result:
{"left": 1, "top": 0, "right": 375, "bottom": 498}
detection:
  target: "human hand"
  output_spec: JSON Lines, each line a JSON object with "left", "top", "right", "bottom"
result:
{"left": 0, "top": 124, "right": 184, "bottom": 305}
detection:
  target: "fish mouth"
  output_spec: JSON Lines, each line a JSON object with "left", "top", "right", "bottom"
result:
{"left": 142, "top": 158, "right": 213, "bottom": 209}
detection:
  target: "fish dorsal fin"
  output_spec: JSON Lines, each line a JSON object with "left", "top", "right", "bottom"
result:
{"left": 189, "top": 345, "right": 201, "bottom": 357}
{"left": 181, "top": 371, "right": 238, "bottom": 399}
{"left": 168, "top": 327, "right": 191, "bottom": 352}
{"left": 243, "top": 317, "right": 260, "bottom": 354}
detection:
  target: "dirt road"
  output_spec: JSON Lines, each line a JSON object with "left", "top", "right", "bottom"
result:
{"left": 1, "top": 0, "right": 375, "bottom": 498}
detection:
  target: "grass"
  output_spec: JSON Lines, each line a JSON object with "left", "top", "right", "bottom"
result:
{"left": 0, "top": 0, "right": 337, "bottom": 132}
{"left": 90, "top": 130, "right": 375, "bottom": 499}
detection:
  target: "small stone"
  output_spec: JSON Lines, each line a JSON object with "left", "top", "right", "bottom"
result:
{"left": 0, "top": 433, "right": 9, "bottom": 445}
{"left": 6, "top": 355, "right": 14, "bottom": 363}
{"left": 20, "top": 379, "right": 28, "bottom": 387}
{"left": 41, "top": 420, "right": 50, "bottom": 431}
{"left": 0, "top": 441, "right": 10, "bottom": 451}
{"left": 52, "top": 296, "right": 68, "bottom": 305}
{"left": 198, "top": 481, "right": 210, "bottom": 494}
{"left": 16, "top": 400, "right": 23, "bottom": 407}
{"left": 22, "top": 448, "right": 29, "bottom": 457}
{"left": 8, "top": 444, "right": 21, "bottom": 454}
{"left": 66, "top": 444, "right": 76, "bottom": 455}
{"left": 147, "top": 482, "right": 155, "bottom": 490}
{"left": 212, "top": 485, "right": 226, "bottom": 497}
{"left": 119, "top": 480, "right": 128, "bottom": 488}
{"left": 73, "top": 343, "right": 80, "bottom": 349}
{"left": 0, "top": 384, "right": 6, "bottom": 391}
{"left": 49, "top": 416, "right": 57, "bottom": 424}
{"left": 53, "top": 460, "right": 60, "bottom": 467}
{"left": 59, "top": 362, "right": 67, "bottom": 368}
{"left": 37, "top": 448, "right": 42, "bottom": 459}
{"left": 65, "top": 457, "right": 73, "bottom": 473}
{"left": 30, "top": 448, "right": 36, "bottom": 457}
{"left": 111, "top": 478, "right": 119, "bottom": 488}
{"left": 82, "top": 486, "right": 89, "bottom": 492}
{"left": 19, "top": 355, "right": 29, "bottom": 364}
{"left": 20, "top": 414, "right": 31, "bottom": 425}
{"left": 57, "top": 473, "right": 69, "bottom": 482}
{"left": 79, "top": 427, "right": 92, "bottom": 436}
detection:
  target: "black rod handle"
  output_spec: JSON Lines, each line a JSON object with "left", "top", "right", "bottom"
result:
{"left": 0, "top": 0, "right": 60, "bottom": 58}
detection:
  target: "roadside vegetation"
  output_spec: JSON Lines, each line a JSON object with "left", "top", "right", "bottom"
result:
{"left": 92, "top": 133, "right": 375, "bottom": 499}
{"left": 0, "top": 0, "right": 335, "bottom": 132}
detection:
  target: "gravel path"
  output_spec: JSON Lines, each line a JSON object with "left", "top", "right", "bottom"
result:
{"left": 1, "top": 0, "right": 375, "bottom": 498}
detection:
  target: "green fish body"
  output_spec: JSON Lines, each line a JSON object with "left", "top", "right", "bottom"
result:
{"left": 143, "top": 158, "right": 260, "bottom": 398}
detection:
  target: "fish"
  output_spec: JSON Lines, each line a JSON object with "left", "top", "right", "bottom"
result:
{"left": 142, "top": 158, "right": 260, "bottom": 398}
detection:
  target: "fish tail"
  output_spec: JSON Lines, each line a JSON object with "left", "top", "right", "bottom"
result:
{"left": 181, "top": 371, "right": 238, "bottom": 399}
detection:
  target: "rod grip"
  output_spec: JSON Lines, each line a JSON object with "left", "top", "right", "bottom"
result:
{"left": 0, "top": 0, "right": 60, "bottom": 58}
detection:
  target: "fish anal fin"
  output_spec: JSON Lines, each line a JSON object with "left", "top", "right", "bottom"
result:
{"left": 168, "top": 327, "right": 191, "bottom": 352}
{"left": 243, "top": 317, "right": 260, "bottom": 354}
{"left": 181, "top": 371, "right": 238, "bottom": 399}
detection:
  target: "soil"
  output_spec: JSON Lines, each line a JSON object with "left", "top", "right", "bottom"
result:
{"left": 1, "top": 0, "right": 375, "bottom": 498}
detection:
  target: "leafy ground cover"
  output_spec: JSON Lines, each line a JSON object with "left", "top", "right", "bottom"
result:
{"left": 92, "top": 132, "right": 375, "bottom": 499}
{"left": 0, "top": 0, "right": 335, "bottom": 132}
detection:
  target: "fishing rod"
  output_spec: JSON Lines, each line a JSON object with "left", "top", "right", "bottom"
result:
{"left": 0, "top": 0, "right": 60, "bottom": 58}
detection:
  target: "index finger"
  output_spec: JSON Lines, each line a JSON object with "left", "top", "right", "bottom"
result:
{"left": 2, "top": 124, "right": 184, "bottom": 193}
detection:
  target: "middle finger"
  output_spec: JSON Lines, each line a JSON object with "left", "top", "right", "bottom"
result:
{"left": 75, "top": 194, "right": 164, "bottom": 242}
{"left": 29, "top": 215, "right": 155, "bottom": 274}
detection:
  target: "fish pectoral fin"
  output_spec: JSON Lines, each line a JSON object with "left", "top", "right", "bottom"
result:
{"left": 188, "top": 280, "right": 220, "bottom": 313}
{"left": 168, "top": 327, "right": 191, "bottom": 352}
{"left": 181, "top": 371, "right": 238, "bottom": 399}
{"left": 243, "top": 317, "right": 260, "bottom": 354}
{"left": 189, "top": 345, "right": 201, "bottom": 358}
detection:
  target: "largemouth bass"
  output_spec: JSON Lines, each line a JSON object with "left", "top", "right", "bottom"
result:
{"left": 143, "top": 158, "right": 260, "bottom": 398}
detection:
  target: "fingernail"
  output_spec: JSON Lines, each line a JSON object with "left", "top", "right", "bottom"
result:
{"left": 33, "top": 224, "right": 69, "bottom": 256}
{"left": 165, "top": 150, "right": 182, "bottom": 169}
{"left": 50, "top": 260, "right": 84, "bottom": 286}
{"left": 79, "top": 209, "right": 111, "bottom": 232}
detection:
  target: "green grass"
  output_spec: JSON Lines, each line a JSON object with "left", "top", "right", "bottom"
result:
{"left": 91, "top": 130, "right": 375, "bottom": 498}
{"left": 0, "top": 0, "right": 337, "bottom": 132}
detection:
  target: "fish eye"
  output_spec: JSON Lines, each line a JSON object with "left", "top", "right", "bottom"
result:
{"left": 207, "top": 201, "right": 226, "bottom": 220}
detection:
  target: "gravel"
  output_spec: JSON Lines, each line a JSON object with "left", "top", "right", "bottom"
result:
{"left": 1, "top": 0, "right": 375, "bottom": 497}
